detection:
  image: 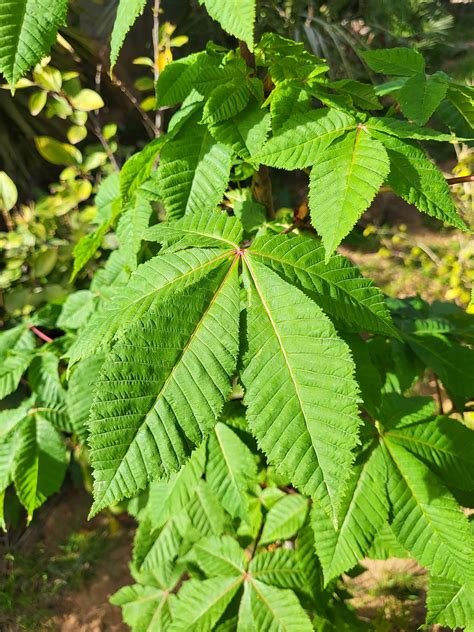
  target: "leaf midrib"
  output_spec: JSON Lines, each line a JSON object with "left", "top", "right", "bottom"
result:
{"left": 92, "top": 255, "right": 238, "bottom": 512}
{"left": 243, "top": 256, "right": 335, "bottom": 513}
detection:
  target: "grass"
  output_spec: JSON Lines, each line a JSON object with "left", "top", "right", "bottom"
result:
{"left": 0, "top": 522, "right": 116, "bottom": 630}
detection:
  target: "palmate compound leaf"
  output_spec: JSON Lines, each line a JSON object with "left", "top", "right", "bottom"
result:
{"left": 241, "top": 258, "right": 360, "bottom": 523}
{"left": 254, "top": 108, "right": 356, "bottom": 170}
{"left": 169, "top": 576, "right": 243, "bottom": 632}
{"left": 384, "top": 438, "right": 474, "bottom": 585}
{"left": 309, "top": 127, "right": 390, "bottom": 259}
{"left": 67, "top": 248, "right": 234, "bottom": 366}
{"left": 248, "top": 233, "right": 396, "bottom": 337}
{"left": 110, "top": 583, "right": 176, "bottom": 632}
{"left": 88, "top": 258, "right": 240, "bottom": 515}
{"left": 158, "top": 112, "right": 233, "bottom": 219}
{"left": 312, "top": 442, "right": 389, "bottom": 584}
{"left": 145, "top": 210, "right": 243, "bottom": 252}
{"left": 371, "top": 131, "right": 468, "bottom": 230}
{"left": 0, "top": 0, "right": 68, "bottom": 88}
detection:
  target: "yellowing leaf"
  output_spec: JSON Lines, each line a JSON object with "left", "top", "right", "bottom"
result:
{"left": 70, "top": 89, "right": 105, "bottom": 111}
{"left": 67, "top": 125, "right": 87, "bottom": 144}
{"left": 28, "top": 91, "right": 47, "bottom": 116}
{"left": 35, "top": 136, "right": 82, "bottom": 166}
{"left": 0, "top": 171, "right": 18, "bottom": 211}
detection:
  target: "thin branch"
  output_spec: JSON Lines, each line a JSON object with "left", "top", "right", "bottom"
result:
{"left": 109, "top": 74, "right": 158, "bottom": 137}
{"left": 88, "top": 111, "right": 120, "bottom": 172}
{"left": 379, "top": 174, "right": 473, "bottom": 194}
{"left": 28, "top": 325, "right": 53, "bottom": 344}
{"left": 445, "top": 175, "right": 474, "bottom": 185}
{"left": 152, "top": 0, "right": 162, "bottom": 134}
{"left": 434, "top": 374, "right": 445, "bottom": 415}
{"left": 249, "top": 518, "right": 265, "bottom": 560}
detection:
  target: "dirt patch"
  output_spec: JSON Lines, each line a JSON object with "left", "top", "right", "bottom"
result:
{"left": 49, "top": 537, "right": 132, "bottom": 632}
{"left": 0, "top": 486, "right": 135, "bottom": 632}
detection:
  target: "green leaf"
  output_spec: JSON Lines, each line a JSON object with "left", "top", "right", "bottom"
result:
{"left": 88, "top": 260, "right": 240, "bottom": 514}
{"left": 0, "top": 0, "right": 68, "bottom": 87}
{"left": 13, "top": 414, "right": 68, "bottom": 518}
{"left": 120, "top": 136, "right": 166, "bottom": 204}
{"left": 426, "top": 575, "right": 474, "bottom": 629}
{"left": 187, "top": 480, "right": 227, "bottom": 536}
{"left": 116, "top": 192, "right": 153, "bottom": 271}
{"left": 170, "top": 576, "right": 243, "bottom": 631}
{"left": 330, "top": 80, "right": 383, "bottom": 110}
{"left": 67, "top": 248, "right": 233, "bottom": 366}
{"left": 156, "top": 53, "right": 208, "bottom": 108}
{"left": 260, "top": 494, "right": 308, "bottom": 544}
{"left": 255, "top": 109, "right": 355, "bottom": 169}
{"left": 202, "top": 79, "right": 250, "bottom": 125}
{"left": 398, "top": 73, "right": 447, "bottom": 125}
{"left": 372, "top": 133, "right": 467, "bottom": 230}
{"left": 145, "top": 210, "right": 243, "bottom": 252}
{"left": 206, "top": 422, "right": 257, "bottom": 520}
{"left": 144, "top": 444, "right": 206, "bottom": 528}
{"left": 312, "top": 444, "right": 389, "bottom": 584}
{"left": 360, "top": 47, "right": 425, "bottom": 77}
{"left": 366, "top": 117, "right": 458, "bottom": 142}
{"left": 385, "top": 416, "right": 474, "bottom": 492}
{"left": 134, "top": 511, "right": 190, "bottom": 572}
{"left": 249, "top": 549, "right": 307, "bottom": 593}
{"left": 110, "top": 584, "right": 175, "bottom": 632}
{"left": 193, "top": 535, "right": 247, "bottom": 576}
{"left": 65, "top": 354, "right": 105, "bottom": 440}
{"left": 384, "top": 439, "right": 474, "bottom": 585}
{"left": 309, "top": 127, "right": 390, "bottom": 258}
{"left": 209, "top": 99, "right": 271, "bottom": 161}
{"left": 248, "top": 233, "right": 396, "bottom": 337}
{"left": 249, "top": 580, "right": 313, "bottom": 632}
{"left": 57, "top": 290, "right": 97, "bottom": 330}
{"left": 269, "top": 84, "right": 312, "bottom": 132}
{"left": 199, "top": 0, "right": 256, "bottom": 49}
{"left": 407, "top": 334, "right": 474, "bottom": 400}
{"left": 0, "top": 327, "right": 36, "bottom": 400}
{"left": 110, "top": 0, "right": 147, "bottom": 69}
{"left": 35, "top": 136, "right": 82, "bottom": 166}
{"left": 446, "top": 85, "right": 474, "bottom": 129}
{"left": 158, "top": 113, "right": 233, "bottom": 218}
{"left": 28, "top": 352, "right": 69, "bottom": 431}
{"left": 241, "top": 260, "right": 360, "bottom": 522}
{"left": 367, "top": 523, "right": 409, "bottom": 560}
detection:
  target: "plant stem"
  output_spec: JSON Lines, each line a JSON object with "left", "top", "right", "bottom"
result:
{"left": 445, "top": 175, "right": 474, "bottom": 185}
{"left": 252, "top": 166, "right": 275, "bottom": 219}
{"left": 434, "top": 374, "right": 444, "bottom": 415}
{"left": 249, "top": 518, "right": 265, "bottom": 560}
{"left": 88, "top": 111, "right": 120, "bottom": 172}
{"left": 28, "top": 325, "right": 53, "bottom": 344}
{"left": 152, "top": 0, "right": 162, "bottom": 134}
